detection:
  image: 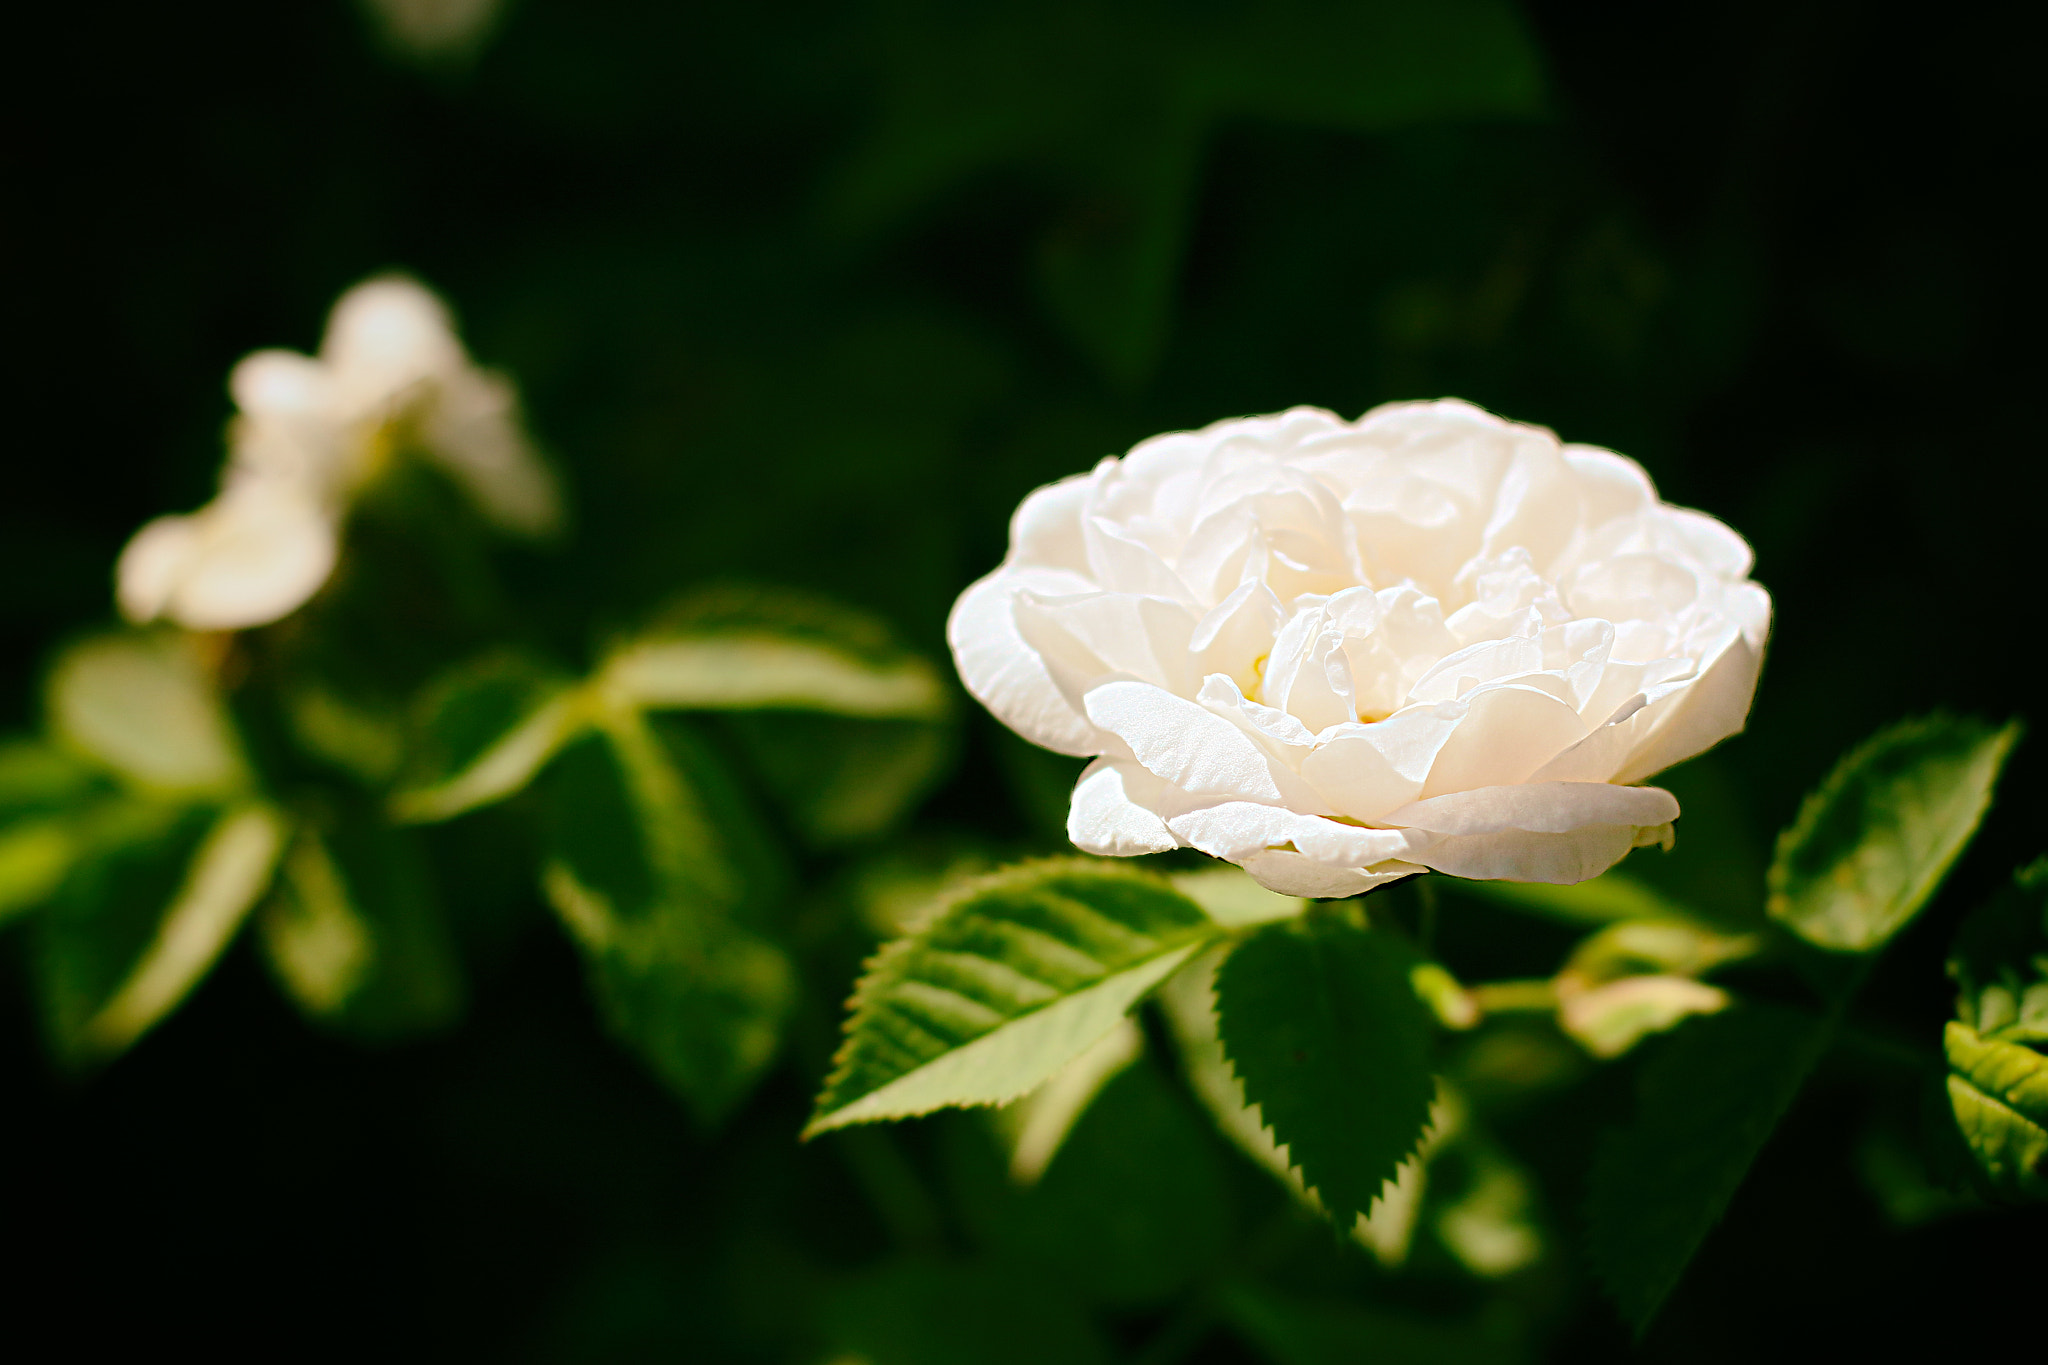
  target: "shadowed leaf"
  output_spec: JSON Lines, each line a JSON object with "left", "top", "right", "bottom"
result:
{"left": 1214, "top": 915, "right": 1437, "bottom": 1230}
{"left": 1587, "top": 1003, "right": 1833, "bottom": 1333}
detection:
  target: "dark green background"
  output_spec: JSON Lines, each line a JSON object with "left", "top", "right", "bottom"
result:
{"left": 5, "top": 1, "right": 2041, "bottom": 1359}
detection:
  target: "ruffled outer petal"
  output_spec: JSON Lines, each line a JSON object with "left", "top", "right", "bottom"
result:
{"left": 947, "top": 567, "right": 1102, "bottom": 756}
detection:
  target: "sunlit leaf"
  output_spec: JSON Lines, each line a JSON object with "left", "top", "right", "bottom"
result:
{"left": 1587, "top": 1003, "right": 1833, "bottom": 1333}
{"left": 603, "top": 633, "right": 948, "bottom": 720}
{"left": 45, "top": 631, "right": 246, "bottom": 796}
{"left": 40, "top": 801, "right": 286, "bottom": 1064}
{"left": 1946, "top": 856, "right": 2048, "bottom": 1044}
{"left": 1944, "top": 1021, "right": 2048, "bottom": 1202}
{"left": 390, "top": 651, "right": 584, "bottom": 823}
{"left": 1768, "top": 714, "right": 2020, "bottom": 953}
{"left": 1214, "top": 914, "right": 1438, "bottom": 1230}
{"left": 1431, "top": 1139, "right": 1543, "bottom": 1277}
{"left": 541, "top": 712, "right": 792, "bottom": 1122}
{"left": 990, "top": 1015, "right": 1142, "bottom": 1185}
{"left": 261, "top": 803, "right": 465, "bottom": 1038}
{"left": 1558, "top": 975, "right": 1729, "bottom": 1059}
{"left": 824, "top": 1258, "right": 1114, "bottom": 1365}
{"left": 1219, "top": 1283, "right": 1525, "bottom": 1365}
{"left": 806, "top": 859, "right": 1219, "bottom": 1135}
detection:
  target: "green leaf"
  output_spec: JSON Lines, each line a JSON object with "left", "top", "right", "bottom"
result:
{"left": 1947, "top": 856, "right": 2048, "bottom": 1043}
{"left": 38, "top": 800, "right": 286, "bottom": 1063}
{"left": 1587, "top": 1004, "right": 1834, "bottom": 1333}
{"left": 806, "top": 859, "right": 1219, "bottom": 1136}
{"left": 45, "top": 631, "right": 246, "bottom": 796}
{"left": 600, "top": 632, "right": 949, "bottom": 719}
{"left": 1214, "top": 915, "right": 1438, "bottom": 1230}
{"left": 390, "top": 651, "right": 584, "bottom": 823}
{"left": 946, "top": 1054, "right": 1234, "bottom": 1308}
{"left": 0, "top": 738, "right": 105, "bottom": 813}
{"left": 1219, "top": 1283, "right": 1526, "bottom": 1365}
{"left": 989, "top": 1015, "right": 1143, "bottom": 1185}
{"left": 1455, "top": 868, "right": 1702, "bottom": 927}
{"left": 1944, "top": 1021, "right": 2048, "bottom": 1202}
{"left": 824, "top": 1258, "right": 1114, "bottom": 1365}
{"left": 720, "top": 711, "right": 952, "bottom": 846}
{"left": 541, "top": 712, "right": 793, "bottom": 1122}
{"left": 1768, "top": 714, "right": 2021, "bottom": 953}
{"left": 284, "top": 683, "right": 406, "bottom": 786}
{"left": 260, "top": 803, "right": 465, "bottom": 1039}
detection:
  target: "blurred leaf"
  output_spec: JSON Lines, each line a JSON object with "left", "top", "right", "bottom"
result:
{"left": 45, "top": 631, "right": 246, "bottom": 796}
{"left": 1431, "top": 1139, "right": 1543, "bottom": 1277}
{"left": 1768, "top": 714, "right": 2020, "bottom": 953}
{"left": 1562, "top": 919, "right": 1760, "bottom": 985}
{"left": 1457, "top": 868, "right": 1700, "bottom": 927}
{"left": 1219, "top": 1283, "right": 1525, "bottom": 1365}
{"left": 40, "top": 801, "right": 286, "bottom": 1064}
{"left": 1215, "top": 915, "right": 1438, "bottom": 1231}
{"left": 832, "top": 0, "right": 1547, "bottom": 382}
{"left": 261, "top": 803, "right": 465, "bottom": 1039}
{"left": 1943, "top": 1021, "right": 2048, "bottom": 1202}
{"left": 1, "top": 746, "right": 119, "bottom": 922}
{"left": 1169, "top": 865, "right": 1306, "bottom": 929}
{"left": 722, "top": 712, "right": 951, "bottom": 846}
{"left": 391, "top": 651, "right": 583, "bottom": 823}
{"left": 806, "top": 859, "right": 1218, "bottom": 1135}
{"left": 0, "top": 819, "right": 75, "bottom": 924}
{"left": 542, "top": 712, "right": 793, "bottom": 1122}
{"left": 1947, "top": 856, "right": 2048, "bottom": 1043}
{"left": 989, "top": 1015, "right": 1142, "bottom": 1185}
{"left": 824, "top": 1259, "right": 1113, "bottom": 1365}
{"left": 601, "top": 632, "right": 949, "bottom": 720}
{"left": 0, "top": 738, "right": 105, "bottom": 813}
{"left": 1587, "top": 1003, "right": 1833, "bottom": 1333}
{"left": 948, "top": 1054, "right": 1233, "bottom": 1308}
{"left": 284, "top": 683, "right": 406, "bottom": 786}
{"left": 1558, "top": 975, "right": 1729, "bottom": 1059}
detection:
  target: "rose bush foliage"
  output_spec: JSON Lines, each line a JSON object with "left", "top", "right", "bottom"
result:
{"left": 949, "top": 401, "right": 1772, "bottom": 896}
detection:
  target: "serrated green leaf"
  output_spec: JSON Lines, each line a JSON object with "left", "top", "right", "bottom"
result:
{"left": 807, "top": 859, "right": 1219, "bottom": 1136}
{"left": 1768, "top": 714, "right": 2020, "bottom": 953}
{"left": 1943, "top": 1021, "right": 2048, "bottom": 1202}
{"left": 1947, "top": 856, "right": 2048, "bottom": 1043}
{"left": 45, "top": 632, "right": 246, "bottom": 796}
{"left": 1219, "top": 1283, "right": 1525, "bottom": 1365}
{"left": 39, "top": 801, "right": 286, "bottom": 1064}
{"left": 1214, "top": 915, "right": 1438, "bottom": 1230}
{"left": 541, "top": 711, "right": 792, "bottom": 1122}
{"left": 390, "top": 651, "right": 584, "bottom": 823}
{"left": 1587, "top": 1003, "right": 1833, "bottom": 1333}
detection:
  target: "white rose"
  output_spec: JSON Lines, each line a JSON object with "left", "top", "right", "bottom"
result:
{"left": 948, "top": 400, "right": 1770, "bottom": 898}
{"left": 117, "top": 276, "right": 558, "bottom": 632}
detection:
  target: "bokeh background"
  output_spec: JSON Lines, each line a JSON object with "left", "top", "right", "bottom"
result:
{"left": 6, "top": 1, "right": 2042, "bottom": 1359}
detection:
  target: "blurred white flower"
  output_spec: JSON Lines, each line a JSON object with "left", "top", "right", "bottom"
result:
{"left": 361, "top": 0, "right": 506, "bottom": 61}
{"left": 118, "top": 276, "right": 559, "bottom": 631}
{"left": 949, "top": 401, "right": 1770, "bottom": 897}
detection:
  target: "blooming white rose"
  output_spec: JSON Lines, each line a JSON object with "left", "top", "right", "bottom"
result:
{"left": 117, "top": 276, "right": 559, "bottom": 632}
{"left": 949, "top": 401, "right": 1770, "bottom": 898}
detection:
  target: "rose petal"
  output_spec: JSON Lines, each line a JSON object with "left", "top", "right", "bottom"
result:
{"left": 948, "top": 567, "right": 1102, "bottom": 756}
{"left": 1067, "top": 758, "right": 1178, "bottom": 856}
